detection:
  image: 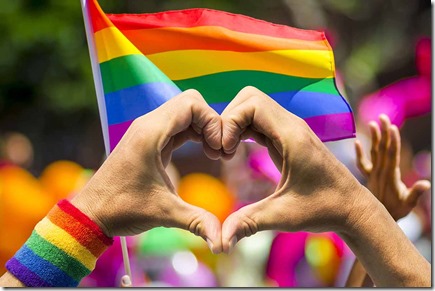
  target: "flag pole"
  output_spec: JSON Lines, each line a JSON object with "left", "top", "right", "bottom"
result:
{"left": 80, "top": 0, "right": 133, "bottom": 285}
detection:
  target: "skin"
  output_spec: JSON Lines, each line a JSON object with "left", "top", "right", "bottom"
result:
{"left": 219, "top": 87, "right": 430, "bottom": 287}
{"left": 0, "top": 87, "right": 431, "bottom": 287}
{"left": 345, "top": 114, "right": 431, "bottom": 287}
{"left": 0, "top": 89, "right": 224, "bottom": 287}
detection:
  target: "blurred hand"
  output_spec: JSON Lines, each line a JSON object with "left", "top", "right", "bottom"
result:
{"left": 354, "top": 114, "right": 431, "bottom": 221}
{"left": 71, "top": 90, "right": 223, "bottom": 254}
{"left": 220, "top": 86, "right": 368, "bottom": 253}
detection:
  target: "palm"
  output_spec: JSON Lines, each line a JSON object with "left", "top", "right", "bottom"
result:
{"left": 366, "top": 168, "right": 414, "bottom": 220}
{"left": 355, "top": 115, "right": 430, "bottom": 221}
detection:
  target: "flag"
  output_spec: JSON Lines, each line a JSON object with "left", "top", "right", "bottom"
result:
{"left": 82, "top": 0, "right": 355, "bottom": 152}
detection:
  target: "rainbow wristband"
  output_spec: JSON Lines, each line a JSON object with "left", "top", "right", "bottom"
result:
{"left": 6, "top": 199, "right": 113, "bottom": 287}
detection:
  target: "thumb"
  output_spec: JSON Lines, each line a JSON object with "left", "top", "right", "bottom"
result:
{"left": 222, "top": 197, "right": 277, "bottom": 254}
{"left": 169, "top": 198, "right": 223, "bottom": 254}
{"left": 406, "top": 180, "right": 431, "bottom": 206}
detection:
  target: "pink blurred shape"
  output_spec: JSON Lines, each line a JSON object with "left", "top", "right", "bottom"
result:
{"left": 266, "top": 232, "right": 309, "bottom": 287}
{"left": 248, "top": 148, "right": 281, "bottom": 184}
{"left": 80, "top": 237, "right": 144, "bottom": 287}
{"left": 358, "top": 38, "right": 431, "bottom": 127}
{"left": 266, "top": 232, "right": 349, "bottom": 287}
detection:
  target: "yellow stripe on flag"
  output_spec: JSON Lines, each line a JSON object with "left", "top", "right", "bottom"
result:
{"left": 147, "top": 49, "right": 334, "bottom": 80}
{"left": 95, "top": 27, "right": 142, "bottom": 63}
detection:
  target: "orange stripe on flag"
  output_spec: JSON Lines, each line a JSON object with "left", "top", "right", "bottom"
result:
{"left": 121, "top": 26, "right": 329, "bottom": 55}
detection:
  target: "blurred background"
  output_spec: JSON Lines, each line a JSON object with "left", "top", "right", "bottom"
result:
{"left": 0, "top": 0, "right": 431, "bottom": 287}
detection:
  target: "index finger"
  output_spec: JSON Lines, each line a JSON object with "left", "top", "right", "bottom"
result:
{"left": 221, "top": 86, "right": 299, "bottom": 155}
{"left": 148, "top": 89, "right": 222, "bottom": 151}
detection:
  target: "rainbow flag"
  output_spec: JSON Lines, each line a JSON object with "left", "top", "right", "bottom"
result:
{"left": 81, "top": 0, "right": 355, "bottom": 153}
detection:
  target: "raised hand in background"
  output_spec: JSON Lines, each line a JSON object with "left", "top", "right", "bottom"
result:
{"left": 346, "top": 114, "right": 431, "bottom": 287}
{"left": 354, "top": 114, "right": 430, "bottom": 221}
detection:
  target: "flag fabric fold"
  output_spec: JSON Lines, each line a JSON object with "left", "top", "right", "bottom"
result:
{"left": 83, "top": 0, "right": 355, "bottom": 152}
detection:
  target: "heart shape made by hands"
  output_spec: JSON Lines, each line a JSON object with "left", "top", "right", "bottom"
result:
{"left": 73, "top": 86, "right": 363, "bottom": 255}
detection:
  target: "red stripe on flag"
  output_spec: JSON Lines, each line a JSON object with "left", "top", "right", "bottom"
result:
{"left": 107, "top": 8, "right": 325, "bottom": 41}
{"left": 89, "top": 0, "right": 113, "bottom": 33}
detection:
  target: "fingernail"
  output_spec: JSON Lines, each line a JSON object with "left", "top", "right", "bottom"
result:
{"left": 228, "top": 236, "right": 238, "bottom": 254}
{"left": 121, "top": 275, "right": 131, "bottom": 287}
{"left": 206, "top": 238, "right": 216, "bottom": 254}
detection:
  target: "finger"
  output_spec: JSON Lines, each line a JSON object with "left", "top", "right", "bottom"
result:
{"left": 389, "top": 125, "right": 401, "bottom": 168}
{"left": 368, "top": 121, "right": 381, "bottom": 168}
{"left": 221, "top": 86, "right": 259, "bottom": 115}
{"left": 172, "top": 126, "right": 202, "bottom": 150}
{"left": 202, "top": 140, "right": 222, "bottom": 160}
{"left": 406, "top": 180, "right": 431, "bottom": 207}
{"left": 169, "top": 198, "right": 223, "bottom": 254}
{"left": 382, "top": 125, "right": 400, "bottom": 181}
{"left": 221, "top": 86, "right": 289, "bottom": 156}
{"left": 221, "top": 86, "right": 273, "bottom": 152}
{"left": 160, "top": 127, "right": 203, "bottom": 168}
{"left": 376, "top": 114, "right": 392, "bottom": 170}
{"left": 354, "top": 139, "right": 372, "bottom": 177}
{"left": 172, "top": 127, "right": 221, "bottom": 160}
{"left": 120, "top": 275, "right": 132, "bottom": 287}
{"left": 241, "top": 128, "right": 268, "bottom": 147}
{"left": 221, "top": 196, "right": 280, "bottom": 254}
{"left": 152, "top": 89, "right": 222, "bottom": 152}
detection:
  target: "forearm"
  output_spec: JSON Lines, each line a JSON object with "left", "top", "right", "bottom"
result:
{"left": 340, "top": 187, "right": 430, "bottom": 287}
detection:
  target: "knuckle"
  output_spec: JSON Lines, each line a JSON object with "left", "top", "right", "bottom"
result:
{"left": 130, "top": 116, "right": 146, "bottom": 132}
{"left": 236, "top": 211, "right": 259, "bottom": 238}
{"left": 186, "top": 209, "right": 207, "bottom": 237}
{"left": 239, "top": 85, "right": 259, "bottom": 95}
{"left": 183, "top": 88, "right": 202, "bottom": 102}
{"left": 227, "top": 113, "right": 241, "bottom": 124}
{"left": 239, "top": 86, "right": 266, "bottom": 102}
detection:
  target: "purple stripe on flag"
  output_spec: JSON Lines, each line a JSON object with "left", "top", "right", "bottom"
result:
{"left": 6, "top": 257, "right": 52, "bottom": 287}
{"left": 304, "top": 112, "right": 356, "bottom": 142}
{"left": 108, "top": 120, "right": 134, "bottom": 152}
{"left": 108, "top": 112, "right": 355, "bottom": 152}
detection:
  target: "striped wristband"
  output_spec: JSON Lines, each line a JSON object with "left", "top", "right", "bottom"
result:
{"left": 6, "top": 199, "right": 113, "bottom": 287}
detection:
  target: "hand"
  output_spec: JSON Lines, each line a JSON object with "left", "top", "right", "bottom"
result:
{"left": 354, "top": 114, "right": 431, "bottom": 220}
{"left": 219, "top": 87, "right": 430, "bottom": 287}
{"left": 220, "top": 86, "right": 368, "bottom": 252}
{"left": 71, "top": 90, "right": 223, "bottom": 253}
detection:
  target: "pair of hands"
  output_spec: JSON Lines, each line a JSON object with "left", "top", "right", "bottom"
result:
{"left": 71, "top": 86, "right": 370, "bottom": 254}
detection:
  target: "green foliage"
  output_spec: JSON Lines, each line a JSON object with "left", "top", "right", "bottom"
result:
{"left": 1, "top": 0, "right": 99, "bottom": 113}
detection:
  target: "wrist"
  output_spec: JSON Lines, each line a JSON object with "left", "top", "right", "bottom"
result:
{"left": 336, "top": 184, "right": 382, "bottom": 236}
{"left": 5, "top": 200, "right": 113, "bottom": 287}
{"left": 334, "top": 186, "right": 431, "bottom": 287}
{"left": 70, "top": 188, "right": 112, "bottom": 238}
